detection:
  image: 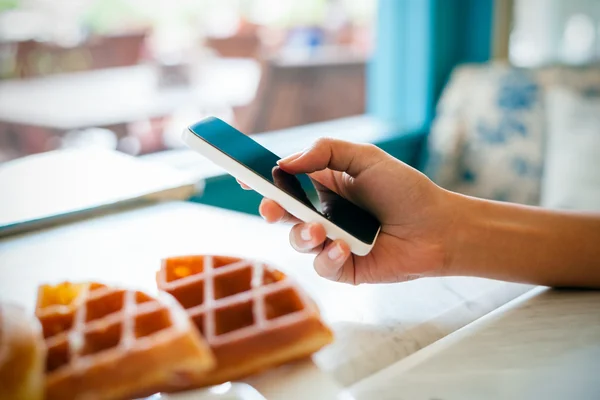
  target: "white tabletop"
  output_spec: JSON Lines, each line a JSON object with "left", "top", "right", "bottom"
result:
{"left": 0, "top": 148, "right": 199, "bottom": 236}
{"left": 0, "top": 201, "right": 533, "bottom": 397}
{"left": 350, "top": 286, "right": 600, "bottom": 400}
{"left": 0, "top": 58, "right": 260, "bottom": 130}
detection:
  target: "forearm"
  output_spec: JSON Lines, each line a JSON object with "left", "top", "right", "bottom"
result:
{"left": 446, "top": 192, "right": 600, "bottom": 288}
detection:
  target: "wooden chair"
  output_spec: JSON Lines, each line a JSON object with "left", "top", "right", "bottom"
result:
{"left": 12, "top": 32, "right": 147, "bottom": 78}
{"left": 233, "top": 49, "right": 367, "bottom": 134}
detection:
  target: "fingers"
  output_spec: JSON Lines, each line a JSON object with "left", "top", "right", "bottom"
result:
{"left": 313, "top": 240, "right": 352, "bottom": 282}
{"left": 271, "top": 166, "right": 317, "bottom": 211}
{"left": 236, "top": 178, "right": 303, "bottom": 224}
{"left": 277, "top": 138, "right": 386, "bottom": 177}
{"left": 258, "top": 198, "right": 300, "bottom": 224}
{"left": 287, "top": 223, "right": 354, "bottom": 284}
{"left": 258, "top": 196, "right": 354, "bottom": 284}
{"left": 289, "top": 222, "right": 327, "bottom": 254}
{"left": 236, "top": 178, "right": 252, "bottom": 190}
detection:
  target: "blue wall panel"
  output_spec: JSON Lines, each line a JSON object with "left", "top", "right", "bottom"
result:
{"left": 368, "top": 0, "right": 494, "bottom": 131}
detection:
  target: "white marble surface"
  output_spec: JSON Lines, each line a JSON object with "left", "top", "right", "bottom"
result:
{"left": 0, "top": 148, "right": 198, "bottom": 236}
{"left": 350, "top": 287, "right": 600, "bottom": 400}
{"left": 0, "top": 201, "right": 533, "bottom": 393}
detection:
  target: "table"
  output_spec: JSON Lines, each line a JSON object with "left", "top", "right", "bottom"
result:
{"left": 0, "top": 148, "right": 200, "bottom": 236}
{"left": 0, "top": 58, "right": 260, "bottom": 131}
{"left": 350, "top": 287, "right": 600, "bottom": 400}
{"left": 0, "top": 58, "right": 261, "bottom": 159}
{"left": 0, "top": 201, "right": 533, "bottom": 398}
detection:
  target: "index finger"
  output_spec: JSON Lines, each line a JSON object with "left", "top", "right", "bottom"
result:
{"left": 277, "top": 138, "right": 385, "bottom": 177}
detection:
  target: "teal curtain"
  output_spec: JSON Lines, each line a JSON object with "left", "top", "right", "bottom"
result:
{"left": 367, "top": 0, "right": 494, "bottom": 132}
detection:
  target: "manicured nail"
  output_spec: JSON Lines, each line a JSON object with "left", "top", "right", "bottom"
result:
{"left": 327, "top": 243, "right": 344, "bottom": 260}
{"left": 278, "top": 151, "right": 304, "bottom": 165}
{"left": 301, "top": 226, "right": 312, "bottom": 241}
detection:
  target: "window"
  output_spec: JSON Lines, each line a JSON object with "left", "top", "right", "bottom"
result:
{"left": 510, "top": 0, "right": 600, "bottom": 67}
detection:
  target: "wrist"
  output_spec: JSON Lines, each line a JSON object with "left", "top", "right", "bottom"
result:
{"left": 439, "top": 190, "right": 487, "bottom": 277}
{"left": 440, "top": 191, "right": 551, "bottom": 282}
{"left": 431, "top": 188, "right": 468, "bottom": 277}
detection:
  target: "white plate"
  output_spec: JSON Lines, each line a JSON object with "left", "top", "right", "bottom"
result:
{"left": 142, "top": 383, "right": 266, "bottom": 400}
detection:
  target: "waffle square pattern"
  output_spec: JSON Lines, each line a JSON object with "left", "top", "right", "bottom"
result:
{"left": 36, "top": 282, "right": 214, "bottom": 400}
{"left": 157, "top": 255, "right": 334, "bottom": 388}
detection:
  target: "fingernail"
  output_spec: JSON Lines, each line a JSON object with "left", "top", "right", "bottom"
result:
{"left": 301, "top": 226, "right": 312, "bottom": 241}
{"left": 278, "top": 151, "right": 304, "bottom": 165}
{"left": 327, "top": 243, "right": 344, "bottom": 261}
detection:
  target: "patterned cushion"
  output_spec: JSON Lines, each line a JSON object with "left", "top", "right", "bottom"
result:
{"left": 425, "top": 63, "right": 544, "bottom": 205}
{"left": 424, "top": 62, "right": 600, "bottom": 205}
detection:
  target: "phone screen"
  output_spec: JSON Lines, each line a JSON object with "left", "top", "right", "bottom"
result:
{"left": 188, "top": 117, "right": 381, "bottom": 245}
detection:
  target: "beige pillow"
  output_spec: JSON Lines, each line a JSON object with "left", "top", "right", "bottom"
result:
{"left": 540, "top": 86, "right": 600, "bottom": 211}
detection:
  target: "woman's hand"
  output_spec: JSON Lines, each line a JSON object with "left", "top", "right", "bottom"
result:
{"left": 238, "top": 138, "right": 457, "bottom": 285}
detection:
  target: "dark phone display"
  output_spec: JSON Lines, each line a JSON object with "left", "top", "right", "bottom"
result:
{"left": 188, "top": 117, "right": 381, "bottom": 245}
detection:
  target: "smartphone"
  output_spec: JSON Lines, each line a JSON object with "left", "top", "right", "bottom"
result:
{"left": 181, "top": 117, "right": 381, "bottom": 256}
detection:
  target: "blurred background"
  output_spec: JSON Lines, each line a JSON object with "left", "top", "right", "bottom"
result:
{"left": 2, "top": 0, "right": 599, "bottom": 162}
{"left": 0, "top": 0, "right": 375, "bottom": 161}
{"left": 1, "top": 0, "right": 599, "bottom": 225}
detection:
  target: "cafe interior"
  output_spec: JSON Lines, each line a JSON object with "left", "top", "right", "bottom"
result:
{"left": 0, "top": 0, "right": 599, "bottom": 399}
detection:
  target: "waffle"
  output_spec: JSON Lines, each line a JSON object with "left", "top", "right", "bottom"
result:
{"left": 156, "top": 255, "right": 334, "bottom": 388}
{"left": 35, "top": 281, "right": 215, "bottom": 400}
{"left": 0, "top": 303, "right": 46, "bottom": 400}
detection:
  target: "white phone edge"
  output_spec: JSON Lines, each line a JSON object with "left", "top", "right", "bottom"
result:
{"left": 181, "top": 127, "right": 379, "bottom": 256}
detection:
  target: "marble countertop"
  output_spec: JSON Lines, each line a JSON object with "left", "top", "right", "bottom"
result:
{"left": 350, "top": 286, "right": 600, "bottom": 400}
{"left": 0, "top": 201, "right": 534, "bottom": 397}
{"left": 0, "top": 149, "right": 199, "bottom": 236}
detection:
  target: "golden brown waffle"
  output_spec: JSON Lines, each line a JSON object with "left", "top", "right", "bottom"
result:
{"left": 36, "top": 281, "right": 215, "bottom": 400}
{"left": 156, "top": 255, "right": 334, "bottom": 388}
{"left": 0, "top": 303, "right": 46, "bottom": 400}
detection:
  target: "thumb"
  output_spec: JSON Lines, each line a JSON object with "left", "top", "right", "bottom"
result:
{"left": 277, "top": 138, "right": 385, "bottom": 177}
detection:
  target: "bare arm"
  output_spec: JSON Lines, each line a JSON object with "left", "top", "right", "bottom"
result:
{"left": 240, "top": 138, "right": 600, "bottom": 288}
{"left": 447, "top": 191, "right": 600, "bottom": 288}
